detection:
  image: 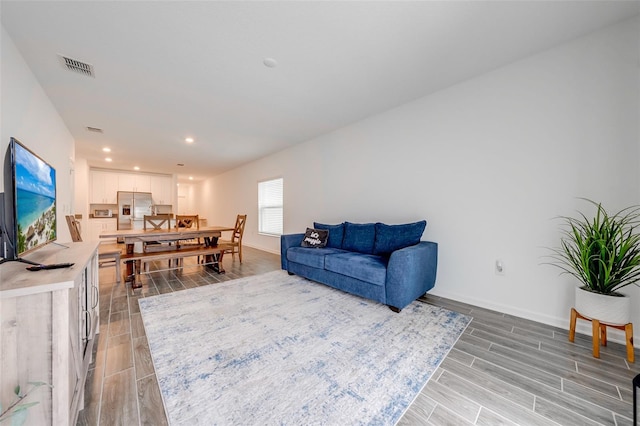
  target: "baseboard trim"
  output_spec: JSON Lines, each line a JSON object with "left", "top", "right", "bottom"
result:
{"left": 430, "top": 289, "right": 634, "bottom": 348}
{"left": 242, "top": 242, "right": 280, "bottom": 255}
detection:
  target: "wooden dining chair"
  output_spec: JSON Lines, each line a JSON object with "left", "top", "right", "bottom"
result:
{"left": 143, "top": 214, "right": 173, "bottom": 271}
{"left": 66, "top": 215, "right": 82, "bottom": 242}
{"left": 175, "top": 214, "right": 201, "bottom": 265}
{"left": 143, "top": 214, "right": 171, "bottom": 231}
{"left": 175, "top": 214, "right": 199, "bottom": 230}
{"left": 219, "top": 214, "right": 247, "bottom": 262}
{"left": 65, "top": 215, "right": 122, "bottom": 283}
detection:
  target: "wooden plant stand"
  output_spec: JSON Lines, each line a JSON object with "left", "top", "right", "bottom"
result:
{"left": 569, "top": 307, "right": 634, "bottom": 363}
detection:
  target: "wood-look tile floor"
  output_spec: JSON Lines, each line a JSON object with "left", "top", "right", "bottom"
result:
{"left": 77, "top": 247, "right": 640, "bottom": 425}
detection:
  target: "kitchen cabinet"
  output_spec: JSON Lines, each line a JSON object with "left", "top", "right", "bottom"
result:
{"left": 118, "top": 173, "right": 151, "bottom": 193}
{"left": 88, "top": 218, "right": 118, "bottom": 243}
{"left": 89, "top": 169, "right": 173, "bottom": 210}
{"left": 150, "top": 175, "right": 174, "bottom": 205}
{"left": 0, "top": 242, "right": 99, "bottom": 426}
{"left": 90, "top": 170, "right": 119, "bottom": 204}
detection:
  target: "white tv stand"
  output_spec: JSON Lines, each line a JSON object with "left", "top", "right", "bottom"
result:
{"left": 0, "top": 241, "right": 99, "bottom": 425}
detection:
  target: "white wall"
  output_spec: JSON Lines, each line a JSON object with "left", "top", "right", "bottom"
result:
{"left": 177, "top": 183, "right": 197, "bottom": 215}
{"left": 201, "top": 18, "right": 640, "bottom": 335}
{"left": 74, "top": 157, "right": 90, "bottom": 235}
{"left": 1, "top": 26, "right": 75, "bottom": 245}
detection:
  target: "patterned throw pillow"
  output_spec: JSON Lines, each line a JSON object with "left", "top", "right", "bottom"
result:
{"left": 301, "top": 228, "right": 329, "bottom": 248}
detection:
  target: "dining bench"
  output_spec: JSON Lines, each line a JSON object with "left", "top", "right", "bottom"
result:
{"left": 122, "top": 243, "right": 232, "bottom": 287}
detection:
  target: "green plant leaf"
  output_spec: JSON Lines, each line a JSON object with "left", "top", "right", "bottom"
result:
{"left": 545, "top": 198, "right": 640, "bottom": 294}
{"left": 12, "top": 403, "right": 38, "bottom": 412}
{"left": 10, "top": 409, "right": 27, "bottom": 426}
{"left": 26, "top": 382, "right": 50, "bottom": 389}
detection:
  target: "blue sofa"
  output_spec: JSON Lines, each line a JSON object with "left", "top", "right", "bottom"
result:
{"left": 280, "top": 221, "right": 438, "bottom": 312}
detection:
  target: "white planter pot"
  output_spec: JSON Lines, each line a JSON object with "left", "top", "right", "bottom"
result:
{"left": 574, "top": 286, "right": 631, "bottom": 326}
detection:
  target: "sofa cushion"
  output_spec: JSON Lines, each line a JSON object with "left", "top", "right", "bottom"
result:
{"left": 342, "top": 222, "right": 376, "bottom": 254}
{"left": 313, "top": 222, "right": 344, "bottom": 249}
{"left": 373, "top": 220, "right": 427, "bottom": 256}
{"left": 324, "top": 252, "right": 387, "bottom": 286}
{"left": 287, "top": 247, "right": 348, "bottom": 269}
{"left": 301, "top": 228, "right": 328, "bottom": 248}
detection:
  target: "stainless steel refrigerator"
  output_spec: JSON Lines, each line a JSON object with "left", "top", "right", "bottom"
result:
{"left": 117, "top": 191, "right": 153, "bottom": 230}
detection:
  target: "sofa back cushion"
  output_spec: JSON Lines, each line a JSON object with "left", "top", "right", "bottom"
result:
{"left": 342, "top": 222, "right": 376, "bottom": 254}
{"left": 373, "top": 220, "right": 427, "bottom": 256}
{"left": 313, "top": 222, "right": 345, "bottom": 249}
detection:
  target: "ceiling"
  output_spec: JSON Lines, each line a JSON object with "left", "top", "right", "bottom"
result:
{"left": 2, "top": 1, "right": 639, "bottom": 182}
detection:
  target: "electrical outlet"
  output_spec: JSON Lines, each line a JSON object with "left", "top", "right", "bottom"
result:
{"left": 495, "top": 259, "right": 505, "bottom": 275}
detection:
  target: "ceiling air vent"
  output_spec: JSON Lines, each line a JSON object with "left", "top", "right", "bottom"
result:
{"left": 86, "top": 126, "right": 103, "bottom": 133}
{"left": 58, "top": 55, "right": 95, "bottom": 77}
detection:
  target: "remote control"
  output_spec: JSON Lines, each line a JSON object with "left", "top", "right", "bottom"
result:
{"left": 26, "top": 262, "right": 74, "bottom": 271}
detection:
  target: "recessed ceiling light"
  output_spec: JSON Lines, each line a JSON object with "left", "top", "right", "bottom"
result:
{"left": 105, "top": 157, "right": 112, "bottom": 162}
{"left": 189, "top": 176, "right": 193, "bottom": 180}
{"left": 102, "top": 147, "right": 111, "bottom": 153}
{"left": 133, "top": 166, "right": 140, "bottom": 171}
{"left": 263, "top": 57, "right": 278, "bottom": 68}
{"left": 185, "top": 137, "right": 194, "bottom": 143}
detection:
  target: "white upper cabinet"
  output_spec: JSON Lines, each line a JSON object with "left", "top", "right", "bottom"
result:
{"left": 90, "top": 170, "right": 119, "bottom": 204}
{"left": 118, "top": 173, "right": 151, "bottom": 193}
{"left": 150, "top": 175, "right": 174, "bottom": 205}
{"left": 89, "top": 169, "right": 173, "bottom": 207}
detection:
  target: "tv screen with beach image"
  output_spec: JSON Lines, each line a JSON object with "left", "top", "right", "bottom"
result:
{"left": 15, "top": 141, "right": 56, "bottom": 255}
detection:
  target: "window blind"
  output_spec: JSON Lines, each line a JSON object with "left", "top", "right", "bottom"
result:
{"left": 258, "top": 177, "right": 283, "bottom": 236}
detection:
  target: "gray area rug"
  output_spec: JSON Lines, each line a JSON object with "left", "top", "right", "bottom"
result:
{"left": 139, "top": 270, "right": 470, "bottom": 425}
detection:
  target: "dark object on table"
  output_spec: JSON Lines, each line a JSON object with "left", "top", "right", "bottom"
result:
{"left": 26, "top": 262, "right": 74, "bottom": 271}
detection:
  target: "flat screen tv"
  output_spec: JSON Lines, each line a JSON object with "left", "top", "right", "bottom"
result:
{"left": 1, "top": 137, "right": 57, "bottom": 265}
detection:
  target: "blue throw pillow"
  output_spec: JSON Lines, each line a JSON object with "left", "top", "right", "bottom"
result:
{"left": 373, "top": 220, "right": 426, "bottom": 256}
{"left": 313, "top": 222, "right": 345, "bottom": 249}
{"left": 342, "top": 222, "right": 376, "bottom": 254}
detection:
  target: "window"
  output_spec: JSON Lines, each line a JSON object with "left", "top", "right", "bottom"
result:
{"left": 258, "top": 177, "right": 283, "bottom": 236}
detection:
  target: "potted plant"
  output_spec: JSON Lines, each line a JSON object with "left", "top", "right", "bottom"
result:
{"left": 548, "top": 198, "right": 640, "bottom": 325}
{"left": 0, "top": 382, "right": 51, "bottom": 425}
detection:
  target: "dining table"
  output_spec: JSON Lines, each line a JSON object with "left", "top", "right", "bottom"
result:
{"left": 99, "top": 225, "right": 235, "bottom": 287}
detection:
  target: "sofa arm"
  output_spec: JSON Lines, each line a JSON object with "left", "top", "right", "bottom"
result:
{"left": 280, "top": 233, "right": 305, "bottom": 270}
{"left": 386, "top": 241, "right": 438, "bottom": 310}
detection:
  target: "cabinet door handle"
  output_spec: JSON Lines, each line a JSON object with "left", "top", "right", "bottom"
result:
{"left": 87, "top": 310, "right": 92, "bottom": 338}
{"left": 91, "top": 285, "right": 99, "bottom": 309}
{"left": 82, "top": 310, "right": 92, "bottom": 342}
